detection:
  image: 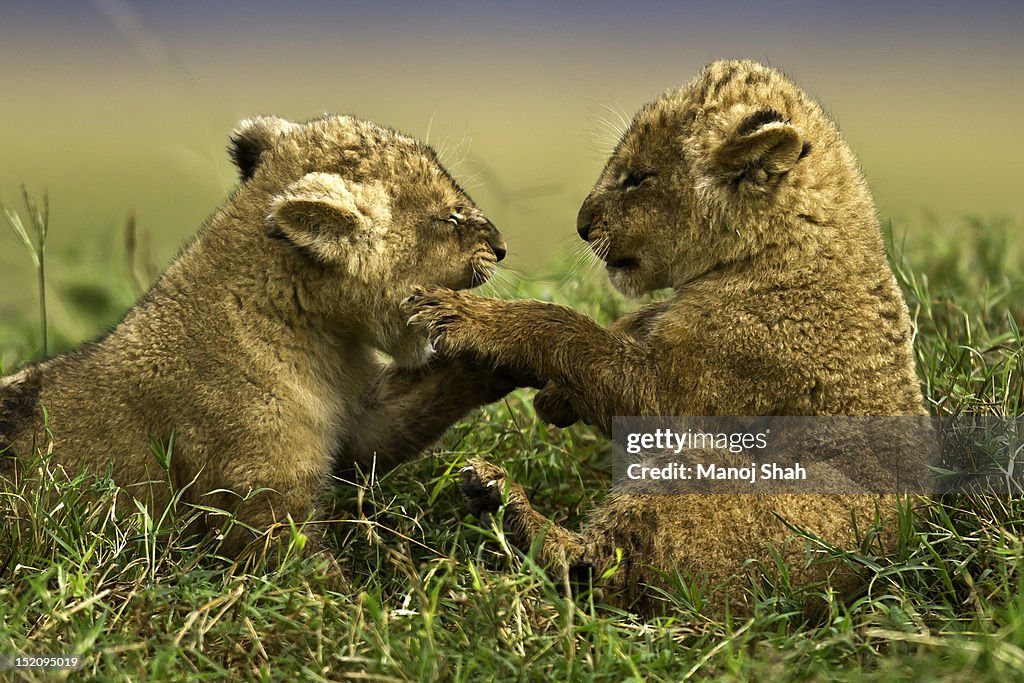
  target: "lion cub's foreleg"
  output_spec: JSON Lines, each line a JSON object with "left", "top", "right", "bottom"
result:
{"left": 460, "top": 458, "right": 594, "bottom": 580}
{"left": 533, "top": 381, "right": 582, "bottom": 427}
{"left": 337, "top": 358, "right": 530, "bottom": 474}
{"left": 406, "top": 288, "right": 659, "bottom": 431}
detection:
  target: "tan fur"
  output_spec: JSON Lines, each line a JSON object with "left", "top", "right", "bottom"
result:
{"left": 407, "top": 60, "right": 927, "bottom": 613}
{"left": 0, "top": 114, "right": 514, "bottom": 554}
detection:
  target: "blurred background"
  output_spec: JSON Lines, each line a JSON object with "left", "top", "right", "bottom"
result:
{"left": 1, "top": 1, "right": 1023, "bottom": 350}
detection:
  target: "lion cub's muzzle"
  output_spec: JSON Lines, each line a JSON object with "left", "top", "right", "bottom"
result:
{"left": 473, "top": 212, "right": 506, "bottom": 263}
{"left": 457, "top": 208, "right": 504, "bottom": 262}
{"left": 459, "top": 209, "right": 506, "bottom": 288}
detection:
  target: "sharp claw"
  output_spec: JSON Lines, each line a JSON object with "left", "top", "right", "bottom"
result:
{"left": 460, "top": 465, "right": 475, "bottom": 473}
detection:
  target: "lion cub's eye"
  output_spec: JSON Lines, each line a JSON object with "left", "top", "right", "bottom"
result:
{"left": 446, "top": 207, "right": 466, "bottom": 226}
{"left": 619, "top": 170, "right": 654, "bottom": 191}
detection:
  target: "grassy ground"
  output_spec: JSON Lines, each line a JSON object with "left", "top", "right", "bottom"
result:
{"left": 0, "top": 213, "right": 1022, "bottom": 681}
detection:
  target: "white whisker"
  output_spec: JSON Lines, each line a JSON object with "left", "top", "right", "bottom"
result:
{"left": 446, "top": 131, "right": 474, "bottom": 172}
{"left": 603, "top": 102, "right": 633, "bottom": 137}
{"left": 424, "top": 110, "right": 435, "bottom": 146}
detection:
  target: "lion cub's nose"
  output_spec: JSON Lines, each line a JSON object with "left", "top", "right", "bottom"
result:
{"left": 577, "top": 199, "right": 596, "bottom": 241}
{"left": 479, "top": 216, "right": 506, "bottom": 261}
{"left": 491, "top": 239, "right": 507, "bottom": 262}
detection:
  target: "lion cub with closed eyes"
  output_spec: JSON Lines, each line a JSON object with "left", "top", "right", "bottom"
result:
{"left": 1, "top": 114, "right": 514, "bottom": 555}
{"left": 408, "top": 60, "right": 927, "bottom": 613}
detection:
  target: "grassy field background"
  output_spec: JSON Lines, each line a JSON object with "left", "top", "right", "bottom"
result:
{"left": 0, "top": 200, "right": 1022, "bottom": 679}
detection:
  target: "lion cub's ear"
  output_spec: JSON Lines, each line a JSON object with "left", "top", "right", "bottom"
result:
{"left": 270, "top": 172, "right": 392, "bottom": 263}
{"left": 712, "top": 108, "right": 805, "bottom": 185}
{"left": 228, "top": 116, "right": 297, "bottom": 181}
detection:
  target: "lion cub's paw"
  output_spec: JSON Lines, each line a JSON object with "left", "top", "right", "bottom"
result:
{"left": 534, "top": 381, "right": 580, "bottom": 427}
{"left": 460, "top": 458, "right": 511, "bottom": 523}
{"left": 405, "top": 286, "right": 487, "bottom": 354}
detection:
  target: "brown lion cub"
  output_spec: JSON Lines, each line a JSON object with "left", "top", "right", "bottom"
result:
{"left": 407, "top": 60, "right": 927, "bottom": 612}
{"left": 0, "top": 114, "right": 513, "bottom": 554}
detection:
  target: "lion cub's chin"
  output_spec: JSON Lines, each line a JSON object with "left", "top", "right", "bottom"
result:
{"left": 606, "top": 267, "right": 647, "bottom": 298}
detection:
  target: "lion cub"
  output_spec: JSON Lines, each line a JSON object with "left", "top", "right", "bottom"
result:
{"left": 408, "top": 60, "right": 927, "bottom": 612}
{"left": 0, "top": 114, "right": 511, "bottom": 553}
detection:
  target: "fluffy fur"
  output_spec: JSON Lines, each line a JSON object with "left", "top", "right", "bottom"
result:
{"left": 0, "top": 114, "right": 513, "bottom": 554}
{"left": 407, "top": 60, "right": 927, "bottom": 613}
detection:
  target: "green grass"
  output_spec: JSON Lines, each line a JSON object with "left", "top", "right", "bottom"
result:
{"left": 1, "top": 216, "right": 1022, "bottom": 681}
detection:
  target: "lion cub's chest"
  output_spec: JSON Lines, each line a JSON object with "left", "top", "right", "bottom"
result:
{"left": 273, "top": 348, "right": 378, "bottom": 458}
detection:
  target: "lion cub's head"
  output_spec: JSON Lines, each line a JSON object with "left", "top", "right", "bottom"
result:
{"left": 227, "top": 114, "right": 505, "bottom": 364}
{"left": 578, "top": 60, "right": 872, "bottom": 296}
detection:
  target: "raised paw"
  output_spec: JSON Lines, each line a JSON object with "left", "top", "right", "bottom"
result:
{"left": 534, "top": 381, "right": 580, "bottom": 428}
{"left": 404, "top": 286, "right": 486, "bottom": 355}
{"left": 459, "top": 458, "right": 511, "bottom": 522}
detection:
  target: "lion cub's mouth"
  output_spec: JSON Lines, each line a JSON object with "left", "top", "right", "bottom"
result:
{"left": 606, "top": 257, "right": 640, "bottom": 270}
{"left": 466, "top": 254, "right": 498, "bottom": 289}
